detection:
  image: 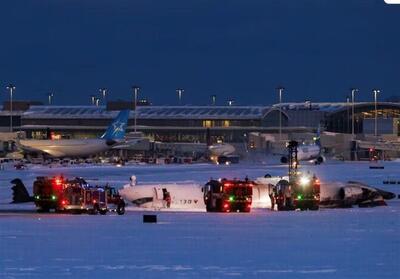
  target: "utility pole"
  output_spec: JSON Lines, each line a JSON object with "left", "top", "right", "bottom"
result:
{"left": 6, "top": 84, "right": 16, "bottom": 132}
{"left": 132, "top": 86, "right": 140, "bottom": 132}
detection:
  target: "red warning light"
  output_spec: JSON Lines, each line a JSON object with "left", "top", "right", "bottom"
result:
{"left": 93, "top": 199, "right": 97, "bottom": 204}
{"left": 223, "top": 203, "right": 229, "bottom": 209}
{"left": 54, "top": 177, "right": 62, "bottom": 186}
{"left": 61, "top": 200, "right": 67, "bottom": 205}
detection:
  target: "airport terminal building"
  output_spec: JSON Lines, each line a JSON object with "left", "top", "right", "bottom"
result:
{"left": 1, "top": 101, "right": 400, "bottom": 143}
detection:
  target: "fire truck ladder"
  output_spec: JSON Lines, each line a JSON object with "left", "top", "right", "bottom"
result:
{"left": 287, "top": 140, "right": 299, "bottom": 183}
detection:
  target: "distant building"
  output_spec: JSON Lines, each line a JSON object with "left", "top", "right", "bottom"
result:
{"left": 0, "top": 101, "right": 399, "bottom": 143}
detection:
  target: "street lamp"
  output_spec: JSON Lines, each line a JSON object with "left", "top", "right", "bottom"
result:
{"left": 276, "top": 86, "right": 284, "bottom": 141}
{"left": 211, "top": 95, "right": 216, "bottom": 106}
{"left": 48, "top": 92, "right": 54, "bottom": 105}
{"left": 95, "top": 97, "right": 100, "bottom": 107}
{"left": 6, "top": 84, "right": 16, "bottom": 132}
{"left": 227, "top": 99, "right": 234, "bottom": 106}
{"left": 90, "top": 95, "right": 96, "bottom": 105}
{"left": 132, "top": 85, "right": 140, "bottom": 132}
{"left": 99, "top": 88, "right": 107, "bottom": 103}
{"left": 346, "top": 96, "right": 350, "bottom": 133}
{"left": 373, "top": 89, "right": 380, "bottom": 137}
{"left": 350, "top": 88, "right": 358, "bottom": 138}
{"left": 176, "top": 88, "right": 184, "bottom": 105}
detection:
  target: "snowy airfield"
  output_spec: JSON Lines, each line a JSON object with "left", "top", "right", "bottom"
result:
{"left": 1, "top": 161, "right": 400, "bottom": 278}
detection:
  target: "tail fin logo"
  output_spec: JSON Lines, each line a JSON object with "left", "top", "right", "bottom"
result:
{"left": 101, "top": 110, "right": 130, "bottom": 140}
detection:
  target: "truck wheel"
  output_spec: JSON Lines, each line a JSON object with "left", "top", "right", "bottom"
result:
{"left": 90, "top": 205, "right": 99, "bottom": 215}
{"left": 117, "top": 204, "right": 125, "bottom": 215}
{"left": 38, "top": 207, "right": 50, "bottom": 213}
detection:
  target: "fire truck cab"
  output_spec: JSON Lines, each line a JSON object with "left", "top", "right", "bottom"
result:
{"left": 33, "top": 176, "right": 65, "bottom": 212}
{"left": 204, "top": 179, "right": 253, "bottom": 212}
{"left": 275, "top": 175, "right": 320, "bottom": 211}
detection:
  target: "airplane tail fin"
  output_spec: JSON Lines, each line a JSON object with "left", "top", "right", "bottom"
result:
{"left": 11, "top": 178, "right": 33, "bottom": 203}
{"left": 101, "top": 110, "right": 130, "bottom": 140}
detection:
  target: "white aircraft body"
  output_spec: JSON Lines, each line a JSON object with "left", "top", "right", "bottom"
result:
{"left": 119, "top": 177, "right": 205, "bottom": 211}
{"left": 119, "top": 175, "right": 395, "bottom": 211}
{"left": 208, "top": 143, "right": 235, "bottom": 157}
{"left": 18, "top": 110, "right": 130, "bottom": 158}
{"left": 280, "top": 129, "right": 324, "bottom": 164}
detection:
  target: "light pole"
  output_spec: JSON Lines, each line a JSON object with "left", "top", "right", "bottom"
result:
{"left": 211, "top": 95, "right": 216, "bottom": 106}
{"left": 99, "top": 88, "right": 107, "bottom": 104}
{"left": 176, "top": 88, "right": 184, "bottom": 105}
{"left": 132, "top": 86, "right": 140, "bottom": 132}
{"left": 6, "top": 84, "right": 15, "bottom": 132}
{"left": 373, "top": 89, "right": 380, "bottom": 137}
{"left": 346, "top": 96, "right": 350, "bottom": 133}
{"left": 276, "top": 86, "right": 284, "bottom": 141}
{"left": 90, "top": 95, "right": 96, "bottom": 105}
{"left": 227, "top": 99, "right": 234, "bottom": 106}
{"left": 95, "top": 97, "right": 100, "bottom": 107}
{"left": 351, "top": 88, "right": 358, "bottom": 138}
{"left": 48, "top": 92, "right": 54, "bottom": 105}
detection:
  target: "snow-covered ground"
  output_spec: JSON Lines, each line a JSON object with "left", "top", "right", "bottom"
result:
{"left": 1, "top": 162, "right": 400, "bottom": 278}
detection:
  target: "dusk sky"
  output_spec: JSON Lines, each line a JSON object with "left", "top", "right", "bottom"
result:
{"left": 0, "top": 0, "right": 399, "bottom": 106}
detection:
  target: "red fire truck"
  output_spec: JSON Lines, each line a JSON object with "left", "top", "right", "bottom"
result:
{"left": 204, "top": 179, "right": 253, "bottom": 212}
{"left": 33, "top": 176, "right": 125, "bottom": 215}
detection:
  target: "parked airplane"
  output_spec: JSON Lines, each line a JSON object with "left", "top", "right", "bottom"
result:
{"left": 18, "top": 110, "right": 130, "bottom": 157}
{"left": 118, "top": 175, "right": 395, "bottom": 211}
{"left": 280, "top": 128, "right": 324, "bottom": 164}
{"left": 208, "top": 142, "right": 235, "bottom": 157}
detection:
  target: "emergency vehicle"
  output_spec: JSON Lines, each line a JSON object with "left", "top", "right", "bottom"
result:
{"left": 274, "top": 175, "right": 320, "bottom": 210}
{"left": 273, "top": 140, "right": 320, "bottom": 210}
{"left": 204, "top": 179, "right": 253, "bottom": 212}
{"left": 33, "top": 176, "right": 125, "bottom": 214}
{"left": 33, "top": 176, "right": 65, "bottom": 212}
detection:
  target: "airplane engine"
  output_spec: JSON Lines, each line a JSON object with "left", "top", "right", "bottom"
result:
{"left": 338, "top": 186, "right": 364, "bottom": 206}
{"left": 316, "top": 156, "right": 324, "bottom": 164}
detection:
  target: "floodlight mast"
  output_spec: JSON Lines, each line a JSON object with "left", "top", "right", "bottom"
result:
{"left": 6, "top": 84, "right": 16, "bottom": 132}
{"left": 350, "top": 88, "right": 358, "bottom": 138}
{"left": 287, "top": 140, "right": 298, "bottom": 183}
{"left": 276, "top": 86, "right": 284, "bottom": 142}
{"left": 132, "top": 86, "right": 140, "bottom": 132}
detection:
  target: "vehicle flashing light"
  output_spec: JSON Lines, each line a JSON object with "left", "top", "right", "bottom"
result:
{"left": 54, "top": 177, "right": 62, "bottom": 186}
{"left": 299, "top": 176, "right": 310, "bottom": 186}
{"left": 61, "top": 200, "right": 67, "bottom": 205}
{"left": 93, "top": 199, "right": 97, "bottom": 203}
{"left": 223, "top": 203, "right": 229, "bottom": 208}
{"left": 297, "top": 194, "right": 303, "bottom": 200}
{"left": 51, "top": 195, "right": 56, "bottom": 200}
{"left": 229, "top": 196, "right": 234, "bottom": 202}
